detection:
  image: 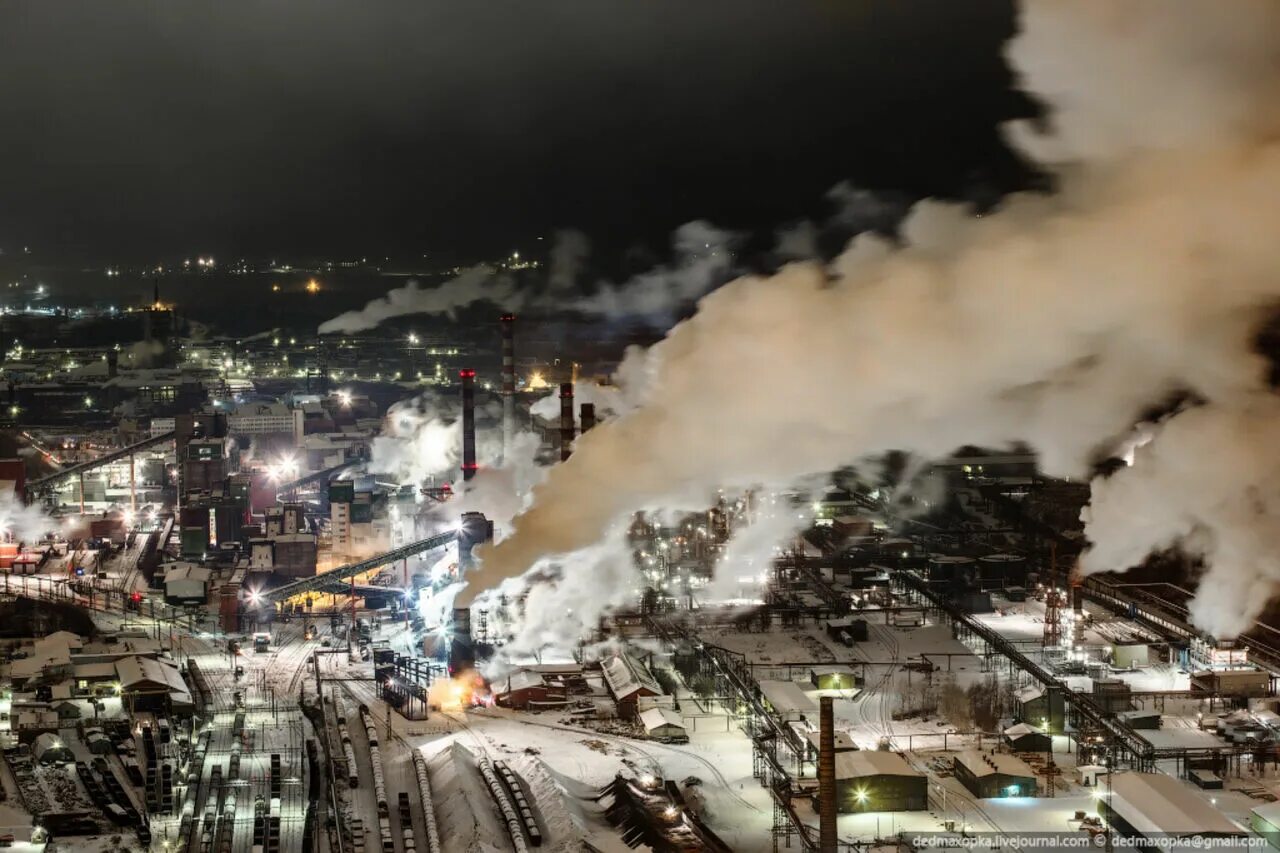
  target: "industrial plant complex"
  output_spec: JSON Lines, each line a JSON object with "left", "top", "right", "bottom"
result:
{"left": 4, "top": 1, "right": 1280, "bottom": 852}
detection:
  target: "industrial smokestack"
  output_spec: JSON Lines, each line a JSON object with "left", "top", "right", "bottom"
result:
{"left": 818, "top": 696, "right": 837, "bottom": 852}
{"left": 106, "top": 350, "right": 119, "bottom": 379}
{"left": 579, "top": 403, "right": 596, "bottom": 434}
{"left": 460, "top": 369, "right": 477, "bottom": 481}
{"left": 500, "top": 314, "right": 516, "bottom": 460}
{"left": 559, "top": 382, "right": 575, "bottom": 462}
{"left": 448, "top": 606, "right": 474, "bottom": 674}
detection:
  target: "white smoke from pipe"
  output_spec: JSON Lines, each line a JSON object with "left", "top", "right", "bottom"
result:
{"left": 467, "top": 0, "right": 1280, "bottom": 641}
{"left": 318, "top": 266, "right": 511, "bottom": 334}
{"left": 317, "top": 221, "right": 736, "bottom": 334}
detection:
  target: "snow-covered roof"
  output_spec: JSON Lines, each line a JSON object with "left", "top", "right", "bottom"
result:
{"left": 495, "top": 669, "right": 544, "bottom": 695}
{"left": 73, "top": 661, "right": 118, "bottom": 680}
{"left": 639, "top": 708, "right": 685, "bottom": 733}
{"left": 1015, "top": 685, "right": 1044, "bottom": 703}
{"left": 601, "top": 653, "right": 661, "bottom": 701}
{"left": 1108, "top": 772, "right": 1243, "bottom": 836}
{"left": 809, "top": 665, "right": 857, "bottom": 677}
{"left": 115, "top": 656, "right": 189, "bottom": 697}
{"left": 955, "top": 750, "right": 1036, "bottom": 780}
{"left": 38, "top": 631, "right": 84, "bottom": 653}
{"left": 1252, "top": 801, "right": 1280, "bottom": 826}
{"left": 835, "top": 750, "right": 922, "bottom": 780}
{"left": 805, "top": 730, "right": 858, "bottom": 752}
{"left": 164, "top": 563, "right": 213, "bottom": 584}
{"left": 33, "top": 732, "right": 70, "bottom": 757}
{"left": 759, "top": 680, "right": 818, "bottom": 716}
{"left": 1003, "top": 723, "right": 1041, "bottom": 738}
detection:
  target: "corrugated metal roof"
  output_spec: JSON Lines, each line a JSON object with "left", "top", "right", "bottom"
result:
{"left": 1108, "top": 771, "right": 1243, "bottom": 836}
{"left": 835, "top": 750, "right": 922, "bottom": 780}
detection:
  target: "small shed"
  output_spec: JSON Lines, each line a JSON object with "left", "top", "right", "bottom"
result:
{"left": 1003, "top": 722, "right": 1051, "bottom": 753}
{"left": 1016, "top": 683, "right": 1066, "bottom": 733}
{"left": 639, "top": 708, "right": 687, "bottom": 743}
{"left": 809, "top": 666, "right": 858, "bottom": 691}
{"left": 493, "top": 670, "right": 566, "bottom": 710}
{"left": 954, "top": 750, "right": 1038, "bottom": 799}
{"left": 32, "top": 733, "right": 73, "bottom": 765}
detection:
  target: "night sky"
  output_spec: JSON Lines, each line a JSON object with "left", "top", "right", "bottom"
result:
{"left": 1, "top": 1, "right": 1037, "bottom": 265}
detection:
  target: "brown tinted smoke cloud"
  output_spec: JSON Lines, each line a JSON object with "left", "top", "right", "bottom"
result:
{"left": 467, "top": 1, "right": 1280, "bottom": 640}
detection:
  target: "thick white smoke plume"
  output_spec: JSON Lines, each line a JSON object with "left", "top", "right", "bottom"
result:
{"left": 470, "top": 0, "right": 1280, "bottom": 642}
{"left": 528, "top": 381, "right": 625, "bottom": 422}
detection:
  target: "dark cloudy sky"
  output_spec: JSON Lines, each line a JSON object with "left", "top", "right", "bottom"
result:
{"left": 0, "top": 0, "right": 1035, "bottom": 264}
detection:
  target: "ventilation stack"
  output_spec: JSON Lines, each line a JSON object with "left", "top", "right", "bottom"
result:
{"left": 500, "top": 314, "right": 516, "bottom": 460}
{"left": 460, "top": 369, "right": 477, "bottom": 481}
{"left": 818, "top": 696, "right": 837, "bottom": 852}
{"left": 559, "top": 382, "right": 575, "bottom": 462}
{"left": 579, "top": 403, "right": 596, "bottom": 434}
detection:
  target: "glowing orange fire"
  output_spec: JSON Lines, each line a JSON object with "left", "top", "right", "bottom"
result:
{"left": 429, "top": 671, "right": 491, "bottom": 711}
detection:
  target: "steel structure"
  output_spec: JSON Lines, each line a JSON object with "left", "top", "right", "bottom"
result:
{"left": 264, "top": 529, "right": 457, "bottom": 602}
{"left": 896, "top": 571, "right": 1156, "bottom": 766}
{"left": 28, "top": 430, "right": 176, "bottom": 491}
{"left": 274, "top": 461, "right": 362, "bottom": 498}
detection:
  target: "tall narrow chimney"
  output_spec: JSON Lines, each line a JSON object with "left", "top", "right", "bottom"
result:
{"left": 460, "top": 369, "right": 477, "bottom": 481}
{"left": 559, "top": 382, "right": 575, "bottom": 462}
{"left": 500, "top": 314, "right": 516, "bottom": 460}
{"left": 818, "top": 696, "right": 837, "bottom": 852}
{"left": 579, "top": 403, "right": 596, "bottom": 434}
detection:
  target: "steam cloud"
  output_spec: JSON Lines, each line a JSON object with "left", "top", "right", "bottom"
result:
{"left": 0, "top": 492, "right": 54, "bottom": 544}
{"left": 469, "top": 0, "right": 1280, "bottom": 642}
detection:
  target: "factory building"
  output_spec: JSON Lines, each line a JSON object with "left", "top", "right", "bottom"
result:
{"left": 114, "top": 656, "right": 193, "bottom": 715}
{"left": 227, "top": 401, "right": 304, "bottom": 445}
{"left": 162, "top": 563, "right": 212, "bottom": 605}
{"left": 1101, "top": 772, "right": 1245, "bottom": 842}
{"left": 953, "top": 750, "right": 1038, "bottom": 799}
{"left": 600, "top": 653, "right": 662, "bottom": 720}
{"left": 833, "top": 751, "right": 927, "bottom": 813}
